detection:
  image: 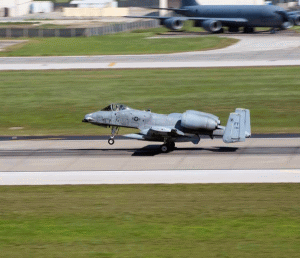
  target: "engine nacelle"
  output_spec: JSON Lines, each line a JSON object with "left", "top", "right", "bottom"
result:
{"left": 202, "top": 19, "right": 222, "bottom": 33}
{"left": 281, "top": 18, "right": 294, "bottom": 29}
{"left": 290, "top": 15, "right": 300, "bottom": 26}
{"left": 163, "top": 18, "right": 184, "bottom": 30}
{"left": 181, "top": 111, "right": 219, "bottom": 131}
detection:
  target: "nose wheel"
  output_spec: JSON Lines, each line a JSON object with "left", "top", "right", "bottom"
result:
{"left": 108, "top": 137, "right": 115, "bottom": 145}
{"left": 108, "top": 126, "right": 119, "bottom": 145}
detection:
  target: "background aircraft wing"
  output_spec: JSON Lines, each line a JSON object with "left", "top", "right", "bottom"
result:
{"left": 191, "top": 17, "right": 248, "bottom": 23}
{"left": 126, "top": 15, "right": 185, "bottom": 21}
{"left": 126, "top": 16, "right": 248, "bottom": 24}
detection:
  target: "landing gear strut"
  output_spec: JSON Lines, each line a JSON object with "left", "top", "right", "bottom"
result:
{"left": 108, "top": 126, "right": 119, "bottom": 145}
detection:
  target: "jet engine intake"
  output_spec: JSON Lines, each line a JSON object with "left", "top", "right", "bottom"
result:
{"left": 290, "top": 15, "right": 300, "bottom": 26}
{"left": 201, "top": 19, "right": 222, "bottom": 33}
{"left": 181, "top": 111, "right": 218, "bottom": 131}
{"left": 281, "top": 18, "right": 294, "bottom": 29}
{"left": 163, "top": 18, "right": 184, "bottom": 30}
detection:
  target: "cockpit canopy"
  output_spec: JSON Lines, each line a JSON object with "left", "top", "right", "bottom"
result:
{"left": 101, "top": 104, "right": 131, "bottom": 112}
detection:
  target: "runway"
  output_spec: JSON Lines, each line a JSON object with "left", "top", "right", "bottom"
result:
{"left": 1, "top": 33, "right": 300, "bottom": 70}
{"left": 0, "top": 138, "right": 299, "bottom": 173}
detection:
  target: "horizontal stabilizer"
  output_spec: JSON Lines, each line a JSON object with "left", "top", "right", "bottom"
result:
{"left": 223, "top": 109, "right": 251, "bottom": 143}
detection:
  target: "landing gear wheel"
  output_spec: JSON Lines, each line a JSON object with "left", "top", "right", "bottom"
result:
{"left": 108, "top": 138, "right": 115, "bottom": 145}
{"left": 160, "top": 144, "right": 169, "bottom": 153}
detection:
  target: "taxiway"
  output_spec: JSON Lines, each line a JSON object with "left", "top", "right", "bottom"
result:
{"left": 1, "top": 34, "right": 300, "bottom": 70}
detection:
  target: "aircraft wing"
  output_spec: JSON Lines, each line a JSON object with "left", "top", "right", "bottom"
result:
{"left": 147, "top": 126, "right": 185, "bottom": 137}
{"left": 124, "top": 126, "right": 200, "bottom": 144}
{"left": 146, "top": 7, "right": 189, "bottom": 12}
{"left": 124, "top": 126, "right": 185, "bottom": 140}
{"left": 126, "top": 15, "right": 248, "bottom": 24}
{"left": 126, "top": 15, "right": 180, "bottom": 21}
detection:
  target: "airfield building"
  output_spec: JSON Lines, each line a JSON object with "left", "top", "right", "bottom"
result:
{"left": 0, "top": 0, "right": 32, "bottom": 17}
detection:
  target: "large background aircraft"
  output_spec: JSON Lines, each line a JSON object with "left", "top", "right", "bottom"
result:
{"left": 127, "top": 0, "right": 300, "bottom": 33}
{"left": 82, "top": 104, "right": 251, "bottom": 153}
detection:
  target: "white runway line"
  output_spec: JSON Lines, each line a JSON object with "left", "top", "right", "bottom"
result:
{"left": 1, "top": 60, "right": 300, "bottom": 71}
{"left": 1, "top": 170, "right": 300, "bottom": 185}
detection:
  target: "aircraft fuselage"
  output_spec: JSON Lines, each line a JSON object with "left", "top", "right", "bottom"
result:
{"left": 180, "top": 5, "right": 286, "bottom": 28}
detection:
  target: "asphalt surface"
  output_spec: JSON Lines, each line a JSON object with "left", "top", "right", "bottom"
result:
{"left": 1, "top": 32, "right": 300, "bottom": 70}
{"left": 0, "top": 144, "right": 298, "bottom": 157}
{"left": 0, "top": 138, "right": 299, "bottom": 173}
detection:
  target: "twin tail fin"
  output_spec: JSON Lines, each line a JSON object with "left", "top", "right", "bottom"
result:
{"left": 223, "top": 108, "right": 251, "bottom": 143}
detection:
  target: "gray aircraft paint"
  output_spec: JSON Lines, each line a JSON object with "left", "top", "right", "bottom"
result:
{"left": 127, "top": 0, "right": 300, "bottom": 33}
{"left": 83, "top": 104, "right": 251, "bottom": 152}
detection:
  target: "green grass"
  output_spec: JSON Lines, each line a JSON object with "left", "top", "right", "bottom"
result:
{"left": 293, "top": 26, "right": 300, "bottom": 33}
{"left": 0, "top": 27, "right": 237, "bottom": 56}
{"left": 0, "top": 67, "right": 299, "bottom": 136}
{"left": 0, "top": 184, "right": 300, "bottom": 258}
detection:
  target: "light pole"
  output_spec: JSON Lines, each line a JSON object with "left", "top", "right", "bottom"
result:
{"left": 159, "top": 0, "right": 168, "bottom": 16}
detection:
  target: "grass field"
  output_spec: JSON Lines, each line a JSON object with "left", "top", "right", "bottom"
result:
{"left": 0, "top": 67, "right": 299, "bottom": 136}
{"left": 0, "top": 26, "right": 236, "bottom": 56}
{"left": 0, "top": 184, "right": 300, "bottom": 258}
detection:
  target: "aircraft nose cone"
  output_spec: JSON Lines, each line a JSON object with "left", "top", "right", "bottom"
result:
{"left": 82, "top": 114, "right": 94, "bottom": 123}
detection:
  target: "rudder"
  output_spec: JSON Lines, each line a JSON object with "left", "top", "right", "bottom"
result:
{"left": 223, "top": 109, "right": 251, "bottom": 143}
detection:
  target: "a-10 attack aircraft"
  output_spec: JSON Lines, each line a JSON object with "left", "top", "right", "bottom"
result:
{"left": 127, "top": 0, "right": 300, "bottom": 33}
{"left": 82, "top": 104, "right": 251, "bottom": 153}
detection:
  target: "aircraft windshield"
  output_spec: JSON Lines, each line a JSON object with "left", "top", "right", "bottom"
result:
{"left": 101, "top": 104, "right": 130, "bottom": 111}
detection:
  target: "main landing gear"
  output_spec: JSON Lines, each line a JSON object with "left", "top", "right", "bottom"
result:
{"left": 108, "top": 126, "right": 119, "bottom": 145}
{"left": 160, "top": 141, "right": 175, "bottom": 153}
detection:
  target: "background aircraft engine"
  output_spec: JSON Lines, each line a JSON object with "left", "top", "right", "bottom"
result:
{"left": 163, "top": 18, "right": 184, "bottom": 30}
{"left": 281, "top": 18, "right": 294, "bottom": 29}
{"left": 290, "top": 15, "right": 300, "bottom": 26}
{"left": 181, "top": 112, "right": 218, "bottom": 130}
{"left": 201, "top": 19, "right": 222, "bottom": 33}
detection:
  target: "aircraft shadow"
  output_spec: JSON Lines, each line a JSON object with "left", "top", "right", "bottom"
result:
{"left": 74, "top": 146, "right": 238, "bottom": 157}
{"left": 131, "top": 145, "right": 239, "bottom": 156}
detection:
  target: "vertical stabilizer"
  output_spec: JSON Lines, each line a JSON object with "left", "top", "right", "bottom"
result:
{"left": 181, "top": 0, "right": 199, "bottom": 7}
{"left": 235, "top": 108, "right": 251, "bottom": 138}
{"left": 223, "top": 109, "right": 251, "bottom": 143}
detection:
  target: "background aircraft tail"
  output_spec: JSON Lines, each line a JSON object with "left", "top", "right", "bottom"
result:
{"left": 181, "top": 0, "right": 199, "bottom": 7}
{"left": 223, "top": 109, "right": 251, "bottom": 143}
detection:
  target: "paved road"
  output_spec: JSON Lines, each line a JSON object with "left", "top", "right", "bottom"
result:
{"left": 0, "top": 138, "right": 299, "bottom": 172}
{"left": 1, "top": 33, "right": 300, "bottom": 70}
{"left": 1, "top": 169, "right": 300, "bottom": 185}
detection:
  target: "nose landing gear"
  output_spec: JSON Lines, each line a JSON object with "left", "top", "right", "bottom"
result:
{"left": 108, "top": 126, "right": 119, "bottom": 145}
{"left": 108, "top": 137, "right": 115, "bottom": 145}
